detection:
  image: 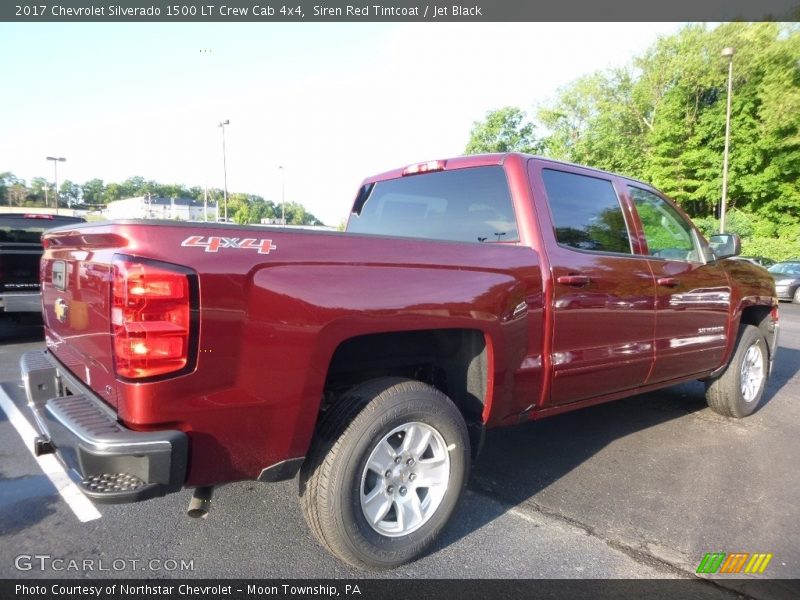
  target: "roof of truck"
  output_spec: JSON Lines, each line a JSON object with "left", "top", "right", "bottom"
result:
{"left": 360, "top": 152, "right": 657, "bottom": 191}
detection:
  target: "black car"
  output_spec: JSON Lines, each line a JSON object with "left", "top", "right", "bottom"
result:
{"left": 0, "top": 212, "right": 86, "bottom": 314}
{"left": 767, "top": 260, "right": 800, "bottom": 303}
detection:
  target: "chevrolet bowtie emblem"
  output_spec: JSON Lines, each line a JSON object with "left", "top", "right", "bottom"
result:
{"left": 54, "top": 298, "right": 69, "bottom": 324}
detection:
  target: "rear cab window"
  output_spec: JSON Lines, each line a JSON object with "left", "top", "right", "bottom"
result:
{"left": 346, "top": 166, "right": 519, "bottom": 244}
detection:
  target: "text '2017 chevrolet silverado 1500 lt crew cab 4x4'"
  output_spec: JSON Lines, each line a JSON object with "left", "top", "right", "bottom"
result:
{"left": 20, "top": 153, "right": 778, "bottom": 569}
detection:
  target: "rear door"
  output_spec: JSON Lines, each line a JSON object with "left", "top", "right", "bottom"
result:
{"left": 529, "top": 161, "right": 656, "bottom": 406}
{"left": 624, "top": 185, "right": 730, "bottom": 382}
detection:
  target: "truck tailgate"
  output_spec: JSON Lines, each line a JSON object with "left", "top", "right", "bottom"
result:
{"left": 0, "top": 242, "right": 41, "bottom": 294}
{"left": 41, "top": 228, "right": 126, "bottom": 409}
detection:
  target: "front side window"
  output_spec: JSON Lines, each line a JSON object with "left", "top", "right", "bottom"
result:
{"left": 628, "top": 186, "right": 702, "bottom": 262}
{"left": 347, "top": 166, "right": 519, "bottom": 244}
{"left": 541, "top": 169, "right": 632, "bottom": 254}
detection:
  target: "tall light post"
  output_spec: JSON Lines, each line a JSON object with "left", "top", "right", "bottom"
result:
{"left": 46, "top": 156, "right": 66, "bottom": 215}
{"left": 278, "top": 165, "right": 285, "bottom": 225}
{"left": 720, "top": 47, "right": 735, "bottom": 233}
{"left": 218, "top": 119, "right": 230, "bottom": 222}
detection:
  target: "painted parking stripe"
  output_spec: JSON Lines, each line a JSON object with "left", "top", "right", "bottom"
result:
{"left": 0, "top": 387, "right": 101, "bottom": 522}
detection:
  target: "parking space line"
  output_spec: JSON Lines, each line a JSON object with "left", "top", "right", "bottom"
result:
{"left": 0, "top": 387, "right": 102, "bottom": 523}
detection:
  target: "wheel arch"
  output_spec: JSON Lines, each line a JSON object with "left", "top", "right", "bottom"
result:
{"left": 317, "top": 327, "right": 495, "bottom": 460}
{"left": 712, "top": 298, "right": 778, "bottom": 379}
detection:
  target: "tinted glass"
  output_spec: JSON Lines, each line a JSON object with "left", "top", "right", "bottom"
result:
{"left": 347, "top": 166, "right": 518, "bottom": 244}
{"left": 628, "top": 186, "right": 701, "bottom": 261}
{"left": 0, "top": 216, "right": 84, "bottom": 243}
{"left": 541, "top": 169, "right": 631, "bottom": 254}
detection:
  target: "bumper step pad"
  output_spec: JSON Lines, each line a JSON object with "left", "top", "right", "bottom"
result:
{"left": 83, "top": 473, "right": 146, "bottom": 493}
{"left": 21, "top": 350, "right": 189, "bottom": 505}
{"left": 81, "top": 473, "right": 161, "bottom": 503}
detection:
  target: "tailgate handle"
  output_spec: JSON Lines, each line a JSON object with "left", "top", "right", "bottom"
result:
{"left": 657, "top": 277, "right": 680, "bottom": 288}
{"left": 557, "top": 275, "right": 591, "bottom": 286}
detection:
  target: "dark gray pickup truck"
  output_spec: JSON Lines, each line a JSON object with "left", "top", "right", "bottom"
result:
{"left": 0, "top": 213, "right": 85, "bottom": 314}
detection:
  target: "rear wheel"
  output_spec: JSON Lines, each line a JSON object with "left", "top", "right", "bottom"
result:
{"left": 300, "top": 377, "right": 470, "bottom": 569}
{"left": 705, "top": 324, "right": 768, "bottom": 418}
{"left": 793, "top": 287, "right": 800, "bottom": 304}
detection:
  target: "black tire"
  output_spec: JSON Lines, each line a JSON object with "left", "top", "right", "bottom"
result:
{"left": 704, "top": 324, "right": 769, "bottom": 418}
{"left": 299, "top": 377, "right": 470, "bottom": 569}
{"left": 793, "top": 287, "right": 800, "bottom": 304}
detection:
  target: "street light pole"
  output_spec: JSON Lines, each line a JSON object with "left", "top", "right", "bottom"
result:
{"left": 46, "top": 156, "right": 66, "bottom": 215}
{"left": 279, "top": 165, "right": 285, "bottom": 225}
{"left": 720, "top": 47, "right": 735, "bottom": 234}
{"left": 218, "top": 119, "right": 230, "bottom": 222}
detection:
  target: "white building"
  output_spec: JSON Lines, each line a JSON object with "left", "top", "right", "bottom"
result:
{"left": 104, "top": 196, "right": 216, "bottom": 221}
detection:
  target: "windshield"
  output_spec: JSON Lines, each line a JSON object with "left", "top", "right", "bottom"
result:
{"left": 767, "top": 262, "right": 800, "bottom": 276}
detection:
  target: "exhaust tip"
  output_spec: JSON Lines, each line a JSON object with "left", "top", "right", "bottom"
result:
{"left": 187, "top": 486, "right": 214, "bottom": 519}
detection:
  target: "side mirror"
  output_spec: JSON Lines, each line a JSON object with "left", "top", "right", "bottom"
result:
{"left": 708, "top": 233, "right": 741, "bottom": 259}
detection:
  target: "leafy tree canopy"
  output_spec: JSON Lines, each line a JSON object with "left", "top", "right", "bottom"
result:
{"left": 465, "top": 107, "right": 540, "bottom": 154}
{"left": 465, "top": 23, "right": 799, "bottom": 259}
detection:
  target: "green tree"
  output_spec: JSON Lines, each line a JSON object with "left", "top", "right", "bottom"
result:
{"left": 60, "top": 180, "right": 81, "bottom": 206}
{"left": 465, "top": 107, "right": 540, "bottom": 154}
{"left": 29, "top": 177, "right": 50, "bottom": 205}
{"left": 103, "top": 183, "right": 125, "bottom": 203}
{"left": 0, "top": 172, "right": 23, "bottom": 205}
{"left": 470, "top": 23, "right": 799, "bottom": 260}
{"left": 82, "top": 179, "right": 105, "bottom": 204}
{"left": 535, "top": 23, "right": 800, "bottom": 222}
{"left": 155, "top": 183, "right": 190, "bottom": 199}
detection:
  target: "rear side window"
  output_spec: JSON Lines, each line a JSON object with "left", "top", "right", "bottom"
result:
{"left": 347, "top": 166, "right": 519, "bottom": 244}
{"left": 541, "top": 169, "right": 632, "bottom": 255}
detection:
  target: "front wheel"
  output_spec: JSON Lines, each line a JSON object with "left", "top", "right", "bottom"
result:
{"left": 793, "top": 287, "right": 800, "bottom": 304}
{"left": 300, "top": 378, "right": 470, "bottom": 569}
{"left": 704, "top": 324, "right": 769, "bottom": 418}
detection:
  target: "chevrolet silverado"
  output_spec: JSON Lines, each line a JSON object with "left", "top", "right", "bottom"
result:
{"left": 20, "top": 153, "right": 778, "bottom": 569}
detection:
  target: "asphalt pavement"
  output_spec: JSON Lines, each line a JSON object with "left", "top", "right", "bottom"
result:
{"left": 1, "top": 306, "right": 798, "bottom": 597}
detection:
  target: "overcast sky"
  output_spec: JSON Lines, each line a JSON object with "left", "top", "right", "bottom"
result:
{"left": 0, "top": 22, "right": 683, "bottom": 225}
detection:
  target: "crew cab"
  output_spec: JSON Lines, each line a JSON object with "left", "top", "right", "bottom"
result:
{"left": 20, "top": 154, "right": 778, "bottom": 569}
{"left": 0, "top": 212, "right": 85, "bottom": 314}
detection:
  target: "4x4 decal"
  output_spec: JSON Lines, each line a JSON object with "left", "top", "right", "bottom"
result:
{"left": 181, "top": 235, "right": 277, "bottom": 255}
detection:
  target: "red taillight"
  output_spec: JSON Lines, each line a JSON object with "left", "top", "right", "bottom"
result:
{"left": 402, "top": 160, "right": 446, "bottom": 176}
{"left": 112, "top": 258, "right": 193, "bottom": 379}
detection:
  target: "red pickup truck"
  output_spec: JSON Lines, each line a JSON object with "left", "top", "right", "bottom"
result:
{"left": 21, "top": 153, "right": 778, "bottom": 569}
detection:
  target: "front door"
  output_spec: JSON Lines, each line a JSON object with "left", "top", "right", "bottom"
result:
{"left": 624, "top": 185, "right": 730, "bottom": 383}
